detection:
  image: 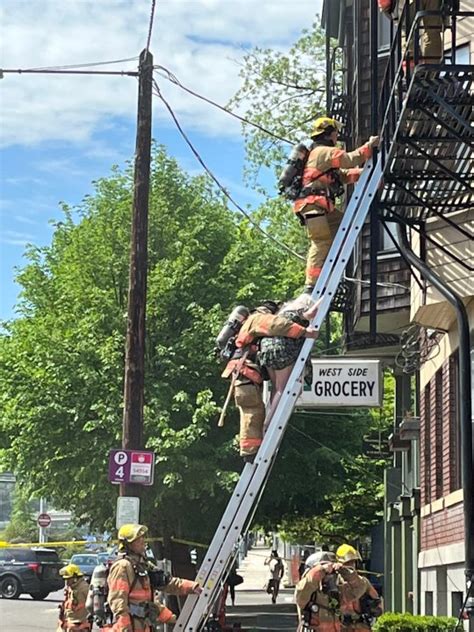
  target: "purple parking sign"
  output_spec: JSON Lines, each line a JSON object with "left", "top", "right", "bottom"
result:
{"left": 108, "top": 449, "right": 155, "bottom": 486}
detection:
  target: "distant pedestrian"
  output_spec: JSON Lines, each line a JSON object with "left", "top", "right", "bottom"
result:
{"left": 226, "top": 565, "right": 244, "bottom": 606}
{"left": 265, "top": 550, "right": 285, "bottom": 604}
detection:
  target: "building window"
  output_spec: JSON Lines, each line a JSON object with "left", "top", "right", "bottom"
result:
{"left": 445, "top": 44, "right": 470, "bottom": 65}
{"left": 452, "top": 592, "right": 464, "bottom": 619}
{"left": 425, "top": 591, "right": 434, "bottom": 615}
{"left": 450, "top": 353, "right": 462, "bottom": 491}
{"left": 379, "top": 221, "right": 399, "bottom": 254}
{"left": 378, "top": 11, "right": 392, "bottom": 53}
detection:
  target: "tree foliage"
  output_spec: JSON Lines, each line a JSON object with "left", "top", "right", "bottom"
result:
{"left": 229, "top": 20, "right": 327, "bottom": 187}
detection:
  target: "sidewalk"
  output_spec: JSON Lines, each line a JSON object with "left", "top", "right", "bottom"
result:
{"left": 225, "top": 546, "right": 298, "bottom": 631}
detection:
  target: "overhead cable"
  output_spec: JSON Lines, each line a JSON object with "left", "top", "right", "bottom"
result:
{"left": 152, "top": 80, "right": 305, "bottom": 262}
{"left": 154, "top": 66, "right": 292, "bottom": 145}
{"left": 146, "top": 0, "right": 157, "bottom": 52}
{"left": 16, "top": 56, "right": 139, "bottom": 72}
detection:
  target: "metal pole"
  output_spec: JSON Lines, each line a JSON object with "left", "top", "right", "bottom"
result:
{"left": 121, "top": 48, "right": 153, "bottom": 503}
{"left": 397, "top": 223, "right": 474, "bottom": 630}
{"left": 39, "top": 498, "right": 46, "bottom": 544}
{"left": 369, "top": 0, "right": 379, "bottom": 343}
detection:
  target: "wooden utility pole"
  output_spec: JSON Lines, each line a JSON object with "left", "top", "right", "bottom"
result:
{"left": 120, "top": 48, "right": 153, "bottom": 500}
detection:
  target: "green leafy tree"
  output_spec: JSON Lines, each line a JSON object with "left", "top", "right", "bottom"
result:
{"left": 1, "top": 489, "right": 37, "bottom": 543}
{"left": 229, "top": 20, "right": 327, "bottom": 187}
{"left": 0, "top": 146, "right": 315, "bottom": 542}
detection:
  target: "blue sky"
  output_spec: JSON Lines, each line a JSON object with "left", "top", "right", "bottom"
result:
{"left": 1, "top": 0, "right": 321, "bottom": 321}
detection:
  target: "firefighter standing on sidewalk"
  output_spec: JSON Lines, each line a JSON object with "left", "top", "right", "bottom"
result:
{"left": 292, "top": 117, "right": 378, "bottom": 293}
{"left": 336, "top": 545, "right": 383, "bottom": 631}
{"left": 107, "top": 523, "right": 201, "bottom": 631}
{"left": 57, "top": 564, "right": 91, "bottom": 632}
{"left": 221, "top": 301, "right": 318, "bottom": 461}
{"left": 295, "top": 551, "right": 367, "bottom": 631}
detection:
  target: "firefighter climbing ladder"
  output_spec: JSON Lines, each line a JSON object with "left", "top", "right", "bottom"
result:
{"left": 175, "top": 155, "right": 384, "bottom": 631}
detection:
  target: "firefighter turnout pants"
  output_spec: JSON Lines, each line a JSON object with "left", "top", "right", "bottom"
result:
{"left": 303, "top": 206, "right": 343, "bottom": 287}
{"left": 234, "top": 380, "right": 265, "bottom": 456}
{"left": 402, "top": 0, "right": 443, "bottom": 63}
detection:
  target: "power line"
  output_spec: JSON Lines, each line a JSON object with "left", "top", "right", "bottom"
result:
{"left": 154, "top": 66, "right": 293, "bottom": 145}
{"left": 152, "top": 79, "right": 305, "bottom": 262}
{"left": 146, "top": 0, "right": 157, "bottom": 52}
{"left": 0, "top": 68, "right": 138, "bottom": 77}
{"left": 16, "top": 56, "right": 139, "bottom": 72}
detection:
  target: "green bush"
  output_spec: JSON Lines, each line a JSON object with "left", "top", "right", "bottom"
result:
{"left": 373, "top": 612, "right": 461, "bottom": 631}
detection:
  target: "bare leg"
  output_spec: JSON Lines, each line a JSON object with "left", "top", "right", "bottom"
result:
{"left": 263, "top": 365, "right": 294, "bottom": 433}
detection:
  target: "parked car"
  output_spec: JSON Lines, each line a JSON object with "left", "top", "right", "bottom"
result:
{"left": 0, "top": 547, "right": 63, "bottom": 599}
{"left": 69, "top": 553, "right": 100, "bottom": 580}
{"left": 97, "top": 552, "right": 116, "bottom": 566}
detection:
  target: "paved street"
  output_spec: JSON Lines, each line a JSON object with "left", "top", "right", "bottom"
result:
{"left": 226, "top": 588, "right": 298, "bottom": 631}
{"left": 2, "top": 547, "right": 298, "bottom": 631}
{"left": 1, "top": 589, "right": 63, "bottom": 631}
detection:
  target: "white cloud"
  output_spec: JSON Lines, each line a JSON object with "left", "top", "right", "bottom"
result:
{"left": 0, "top": 0, "right": 322, "bottom": 148}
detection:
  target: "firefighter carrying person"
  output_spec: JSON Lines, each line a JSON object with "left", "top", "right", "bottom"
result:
{"left": 57, "top": 564, "right": 91, "bottom": 632}
{"left": 219, "top": 299, "right": 319, "bottom": 462}
{"left": 280, "top": 117, "right": 378, "bottom": 294}
{"left": 294, "top": 550, "right": 367, "bottom": 632}
{"left": 378, "top": 0, "right": 442, "bottom": 66}
{"left": 106, "top": 523, "right": 201, "bottom": 631}
{"left": 336, "top": 545, "right": 383, "bottom": 631}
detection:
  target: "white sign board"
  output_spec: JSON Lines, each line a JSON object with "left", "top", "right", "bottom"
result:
{"left": 297, "top": 359, "right": 383, "bottom": 408}
{"left": 116, "top": 496, "right": 140, "bottom": 529}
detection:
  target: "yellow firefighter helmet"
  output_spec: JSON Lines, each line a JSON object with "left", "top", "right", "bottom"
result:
{"left": 117, "top": 523, "right": 148, "bottom": 550}
{"left": 311, "top": 117, "right": 342, "bottom": 138}
{"left": 59, "top": 563, "right": 84, "bottom": 579}
{"left": 336, "top": 544, "right": 362, "bottom": 564}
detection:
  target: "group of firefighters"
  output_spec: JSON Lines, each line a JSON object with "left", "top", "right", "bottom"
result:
{"left": 55, "top": 1, "right": 447, "bottom": 628}
{"left": 57, "top": 524, "right": 382, "bottom": 631}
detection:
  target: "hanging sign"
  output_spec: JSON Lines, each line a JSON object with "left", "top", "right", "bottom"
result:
{"left": 297, "top": 359, "right": 383, "bottom": 408}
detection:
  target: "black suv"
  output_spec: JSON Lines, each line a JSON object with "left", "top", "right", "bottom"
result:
{"left": 0, "top": 547, "right": 63, "bottom": 599}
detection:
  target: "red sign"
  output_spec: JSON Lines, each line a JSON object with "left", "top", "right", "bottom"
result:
{"left": 37, "top": 513, "right": 51, "bottom": 528}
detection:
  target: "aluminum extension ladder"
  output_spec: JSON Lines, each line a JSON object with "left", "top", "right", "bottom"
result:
{"left": 175, "top": 156, "right": 384, "bottom": 631}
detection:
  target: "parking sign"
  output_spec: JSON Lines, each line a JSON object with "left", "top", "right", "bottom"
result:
{"left": 108, "top": 449, "right": 155, "bottom": 486}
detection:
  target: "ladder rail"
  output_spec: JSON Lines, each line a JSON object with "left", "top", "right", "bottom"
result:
{"left": 176, "top": 157, "right": 382, "bottom": 631}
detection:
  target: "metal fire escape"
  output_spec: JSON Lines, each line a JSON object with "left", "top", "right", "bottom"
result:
{"left": 326, "top": 0, "right": 473, "bottom": 623}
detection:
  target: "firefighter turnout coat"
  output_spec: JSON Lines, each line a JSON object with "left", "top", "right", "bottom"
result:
{"left": 222, "top": 312, "right": 309, "bottom": 456}
{"left": 57, "top": 577, "right": 91, "bottom": 631}
{"left": 340, "top": 577, "right": 382, "bottom": 631}
{"left": 295, "top": 563, "right": 367, "bottom": 631}
{"left": 293, "top": 141, "right": 373, "bottom": 287}
{"left": 107, "top": 552, "right": 198, "bottom": 631}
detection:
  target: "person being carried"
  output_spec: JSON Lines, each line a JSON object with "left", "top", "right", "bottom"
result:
{"left": 281, "top": 117, "right": 378, "bottom": 294}
{"left": 57, "top": 564, "right": 91, "bottom": 632}
{"left": 259, "top": 293, "right": 320, "bottom": 423}
{"left": 107, "top": 523, "right": 201, "bottom": 631}
{"left": 265, "top": 550, "right": 285, "bottom": 604}
{"left": 219, "top": 300, "right": 318, "bottom": 462}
